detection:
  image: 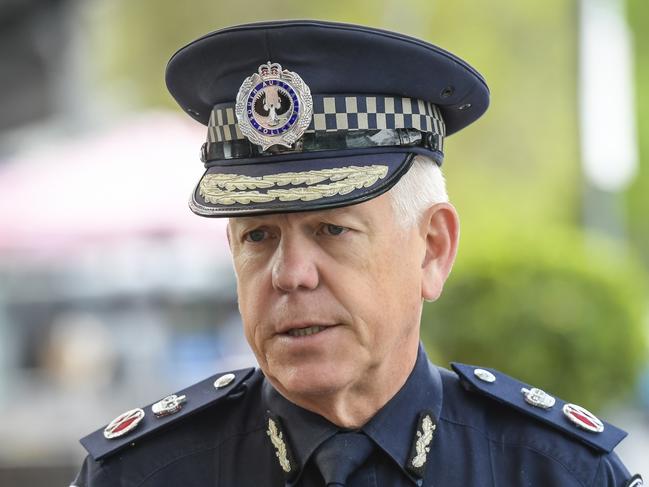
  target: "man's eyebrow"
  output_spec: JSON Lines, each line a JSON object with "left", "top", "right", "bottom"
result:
{"left": 324, "top": 206, "right": 374, "bottom": 228}
{"left": 228, "top": 205, "right": 374, "bottom": 228}
{"left": 229, "top": 215, "right": 275, "bottom": 226}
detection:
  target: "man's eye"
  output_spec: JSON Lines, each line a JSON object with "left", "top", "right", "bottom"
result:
{"left": 245, "top": 229, "right": 267, "bottom": 242}
{"left": 322, "top": 224, "right": 347, "bottom": 236}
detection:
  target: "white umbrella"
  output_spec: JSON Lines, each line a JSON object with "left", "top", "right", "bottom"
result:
{"left": 0, "top": 112, "right": 229, "bottom": 255}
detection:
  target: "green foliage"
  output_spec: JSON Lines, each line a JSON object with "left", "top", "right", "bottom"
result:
{"left": 421, "top": 226, "right": 647, "bottom": 411}
{"left": 626, "top": 0, "right": 649, "bottom": 266}
{"left": 425, "top": 0, "right": 581, "bottom": 232}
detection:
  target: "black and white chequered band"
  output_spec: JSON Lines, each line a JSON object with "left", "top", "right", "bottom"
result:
{"left": 207, "top": 94, "right": 445, "bottom": 150}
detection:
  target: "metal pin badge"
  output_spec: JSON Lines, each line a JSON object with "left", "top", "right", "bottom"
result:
{"left": 627, "top": 474, "right": 644, "bottom": 487}
{"left": 214, "top": 373, "right": 236, "bottom": 389}
{"left": 521, "top": 387, "right": 556, "bottom": 410}
{"left": 235, "top": 61, "right": 313, "bottom": 151}
{"left": 103, "top": 408, "right": 145, "bottom": 439}
{"left": 474, "top": 368, "right": 496, "bottom": 383}
{"left": 563, "top": 403, "right": 604, "bottom": 433}
{"left": 152, "top": 394, "right": 187, "bottom": 418}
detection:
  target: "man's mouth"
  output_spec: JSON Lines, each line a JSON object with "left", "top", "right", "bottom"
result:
{"left": 287, "top": 325, "right": 325, "bottom": 337}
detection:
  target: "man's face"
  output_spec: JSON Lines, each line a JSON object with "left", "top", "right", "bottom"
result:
{"left": 227, "top": 193, "right": 426, "bottom": 402}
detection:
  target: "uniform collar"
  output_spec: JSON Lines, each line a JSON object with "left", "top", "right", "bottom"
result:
{"left": 263, "top": 378, "right": 338, "bottom": 481}
{"left": 262, "top": 343, "right": 443, "bottom": 484}
{"left": 362, "top": 343, "right": 442, "bottom": 481}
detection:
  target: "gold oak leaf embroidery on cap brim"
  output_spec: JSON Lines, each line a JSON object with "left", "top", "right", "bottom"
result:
{"left": 199, "top": 165, "right": 389, "bottom": 205}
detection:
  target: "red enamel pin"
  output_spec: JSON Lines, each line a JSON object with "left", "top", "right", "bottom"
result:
{"left": 103, "top": 408, "right": 145, "bottom": 439}
{"left": 562, "top": 403, "right": 604, "bottom": 433}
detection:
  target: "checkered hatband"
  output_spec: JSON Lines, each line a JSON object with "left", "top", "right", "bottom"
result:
{"left": 207, "top": 95, "right": 445, "bottom": 152}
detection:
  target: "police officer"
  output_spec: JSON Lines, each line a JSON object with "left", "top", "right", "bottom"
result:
{"left": 71, "top": 20, "right": 642, "bottom": 487}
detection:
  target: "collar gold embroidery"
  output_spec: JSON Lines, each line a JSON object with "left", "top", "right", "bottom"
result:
{"left": 267, "top": 417, "right": 292, "bottom": 473}
{"left": 411, "top": 414, "right": 436, "bottom": 469}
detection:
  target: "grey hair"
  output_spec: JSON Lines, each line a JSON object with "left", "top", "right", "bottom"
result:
{"left": 388, "top": 154, "right": 449, "bottom": 228}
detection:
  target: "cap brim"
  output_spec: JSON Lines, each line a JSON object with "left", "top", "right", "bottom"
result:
{"left": 189, "top": 150, "right": 415, "bottom": 217}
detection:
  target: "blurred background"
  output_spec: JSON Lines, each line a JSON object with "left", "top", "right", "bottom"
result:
{"left": 0, "top": 0, "right": 648, "bottom": 484}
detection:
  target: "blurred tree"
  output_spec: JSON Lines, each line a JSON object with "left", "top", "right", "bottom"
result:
{"left": 626, "top": 0, "right": 649, "bottom": 266}
{"left": 422, "top": 227, "right": 647, "bottom": 410}
{"left": 424, "top": 0, "right": 581, "bottom": 237}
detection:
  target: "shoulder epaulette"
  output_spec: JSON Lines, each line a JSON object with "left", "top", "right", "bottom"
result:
{"left": 80, "top": 367, "right": 256, "bottom": 461}
{"left": 451, "top": 363, "right": 627, "bottom": 453}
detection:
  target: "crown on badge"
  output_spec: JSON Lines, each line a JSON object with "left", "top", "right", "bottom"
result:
{"left": 258, "top": 62, "right": 283, "bottom": 77}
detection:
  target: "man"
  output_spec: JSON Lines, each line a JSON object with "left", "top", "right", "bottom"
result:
{"left": 72, "top": 20, "right": 642, "bottom": 486}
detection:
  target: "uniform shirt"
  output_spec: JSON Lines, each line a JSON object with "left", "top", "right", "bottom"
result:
{"left": 72, "top": 344, "right": 639, "bottom": 486}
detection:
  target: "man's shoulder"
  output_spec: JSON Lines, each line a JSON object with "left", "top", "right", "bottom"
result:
{"left": 441, "top": 362, "right": 626, "bottom": 453}
{"left": 78, "top": 366, "right": 264, "bottom": 464}
{"left": 436, "top": 362, "right": 637, "bottom": 485}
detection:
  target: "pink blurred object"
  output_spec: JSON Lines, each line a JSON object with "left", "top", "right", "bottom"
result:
{"left": 0, "top": 112, "right": 228, "bottom": 255}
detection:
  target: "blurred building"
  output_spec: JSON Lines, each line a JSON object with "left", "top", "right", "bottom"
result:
{"left": 0, "top": 1, "right": 254, "bottom": 484}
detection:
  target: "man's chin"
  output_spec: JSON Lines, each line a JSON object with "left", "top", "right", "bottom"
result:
{"left": 267, "top": 361, "right": 355, "bottom": 400}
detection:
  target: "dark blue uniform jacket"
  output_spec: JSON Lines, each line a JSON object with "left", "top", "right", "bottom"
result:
{"left": 72, "top": 345, "right": 640, "bottom": 486}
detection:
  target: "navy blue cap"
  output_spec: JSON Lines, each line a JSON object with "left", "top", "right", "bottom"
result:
{"left": 165, "top": 20, "right": 489, "bottom": 217}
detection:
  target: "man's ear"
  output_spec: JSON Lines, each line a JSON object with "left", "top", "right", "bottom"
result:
{"left": 420, "top": 202, "right": 460, "bottom": 302}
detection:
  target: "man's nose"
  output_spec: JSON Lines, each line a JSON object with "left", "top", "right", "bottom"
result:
{"left": 271, "top": 236, "right": 319, "bottom": 292}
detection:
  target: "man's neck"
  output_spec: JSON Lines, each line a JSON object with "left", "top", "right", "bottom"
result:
{"left": 273, "top": 340, "right": 420, "bottom": 429}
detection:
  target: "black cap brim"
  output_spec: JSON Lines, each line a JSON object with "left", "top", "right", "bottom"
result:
{"left": 189, "top": 150, "right": 415, "bottom": 217}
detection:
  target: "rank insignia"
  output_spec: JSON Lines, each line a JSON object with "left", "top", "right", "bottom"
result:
{"left": 151, "top": 394, "right": 187, "bottom": 418}
{"left": 103, "top": 408, "right": 145, "bottom": 439}
{"left": 235, "top": 61, "right": 313, "bottom": 151}
{"left": 563, "top": 403, "right": 604, "bottom": 433}
{"left": 406, "top": 410, "right": 436, "bottom": 478}
{"left": 265, "top": 413, "right": 297, "bottom": 477}
{"left": 521, "top": 387, "right": 556, "bottom": 410}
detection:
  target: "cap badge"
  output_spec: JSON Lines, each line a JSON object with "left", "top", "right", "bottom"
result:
{"left": 103, "top": 408, "right": 145, "bottom": 439}
{"left": 521, "top": 387, "right": 556, "bottom": 410}
{"left": 151, "top": 394, "right": 187, "bottom": 418}
{"left": 563, "top": 403, "right": 604, "bottom": 433}
{"left": 235, "top": 61, "right": 313, "bottom": 151}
